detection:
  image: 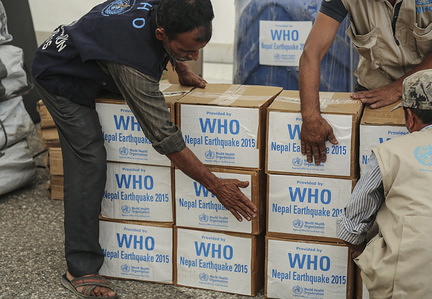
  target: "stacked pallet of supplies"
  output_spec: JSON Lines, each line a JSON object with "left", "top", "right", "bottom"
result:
{"left": 95, "top": 83, "right": 193, "bottom": 285}
{"left": 355, "top": 102, "right": 407, "bottom": 299}
{"left": 174, "top": 84, "right": 282, "bottom": 296}
{"left": 264, "top": 90, "right": 363, "bottom": 299}
{"left": 36, "top": 100, "right": 63, "bottom": 199}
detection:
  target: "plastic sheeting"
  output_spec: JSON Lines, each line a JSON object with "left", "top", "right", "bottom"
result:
{"left": 0, "top": 96, "right": 34, "bottom": 150}
{"left": 0, "top": 139, "right": 36, "bottom": 196}
{"left": 233, "top": 0, "right": 359, "bottom": 92}
{"left": 0, "top": 45, "right": 32, "bottom": 102}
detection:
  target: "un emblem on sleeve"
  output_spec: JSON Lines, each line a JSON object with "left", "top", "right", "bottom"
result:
{"left": 414, "top": 145, "right": 432, "bottom": 166}
{"left": 102, "top": 0, "right": 135, "bottom": 16}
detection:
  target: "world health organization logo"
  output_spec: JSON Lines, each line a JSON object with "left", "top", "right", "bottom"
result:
{"left": 292, "top": 285, "right": 303, "bottom": 295}
{"left": 122, "top": 205, "right": 131, "bottom": 214}
{"left": 121, "top": 264, "right": 131, "bottom": 273}
{"left": 414, "top": 145, "right": 432, "bottom": 166}
{"left": 293, "top": 219, "right": 304, "bottom": 228}
{"left": 102, "top": 0, "right": 135, "bottom": 16}
{"left": 199, "top": 213, "right": 209, "bottom": 222}
{"left": 205, "top": 150, "right": 215, "bottom": 159}
{"left": 199, "top": 273, "right": 209, "bottom": 281}
{"left": 119, "top": 147, "right": 129, "bottom": 156}
{"left": 292, "top": 157, "right": 303, "bottom": 166}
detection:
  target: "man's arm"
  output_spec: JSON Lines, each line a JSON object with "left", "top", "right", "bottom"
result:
{"left": 351, "top": 54, "right": 432, "bottom": 108}
{"left": 298, "top": 12, "right": 340, "bottom": 165}
{"left": 166, "top": 147, "right": 257, "bottom": 222}
{"left": 337, "top": 152, "right": 384, "bottom": 258}
{"left": 174, "top": 61, "right": 207, "bottom": 88}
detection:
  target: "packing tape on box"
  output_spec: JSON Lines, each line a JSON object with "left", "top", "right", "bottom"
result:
{"left": 277, "top": 93, "right": 357, "bottom": 110}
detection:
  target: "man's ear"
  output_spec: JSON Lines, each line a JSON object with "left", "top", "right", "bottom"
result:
{"left": 155, "top": 27, "right": 166, "bottom": 41}
{"left": 406, "top": 108, "right": 418, "bottom": 133}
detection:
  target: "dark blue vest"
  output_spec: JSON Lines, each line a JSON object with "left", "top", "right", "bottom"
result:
{"left": 32, "top": 0, "right": 168, "bottom": 107}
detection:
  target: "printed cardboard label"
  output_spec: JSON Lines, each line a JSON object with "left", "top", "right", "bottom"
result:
{"left": 176, "top": 228, "right": 252, "bottom": 295}
{"left": 181, "top": 105, "right": 259, "bottom": 168}
{"left": 267, "top": 111, "right": 353, "bottom": 176}
{"left": 266, "top": 239, "right": 348, "bottom": 298}
{"left": 359, "top": 125, "right": 408, "bottom": 176}
{"left": 101, "top": 163, "right": 172, "bottom": 222}
{"left": 267, "top": 174, "right": 351, "bottom": 239}
{"left": 259, "top": 21, "right": 312, "bottom": 67}
{"left": 99, "top": 221, "right": 173, "bottom": 283}
{"left": 175, "top": 169, "right": 252, "bottom": 233}
{"left": 96, "top": 103, "right": 170, "bottom": 166}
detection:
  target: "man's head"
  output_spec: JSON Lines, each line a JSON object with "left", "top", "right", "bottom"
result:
{"left": 155, "top": 0, "right": 214, "bottom": 61}
{"left": 392, "top": 70, "right": 432, "bottom": 131}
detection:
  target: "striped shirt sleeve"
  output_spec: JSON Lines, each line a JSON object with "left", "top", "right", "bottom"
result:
{"left": 336, "top": 152, "right": 384, "bottom": 245}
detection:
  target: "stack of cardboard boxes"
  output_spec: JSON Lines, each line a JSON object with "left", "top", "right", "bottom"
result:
{"left": 95, "top": 83, "right": 193, "bottom": 284}
{"left": 36, "top": 80, "right": 409, "bottom": 297}
{"left": 264, "top": 90, "right": 362, "bottom": 298}
{"left": 36, "top": 100, "right": 63, "bottom": 200}
{"left": 173, "top": 84, "right": 282, "bottom": 296}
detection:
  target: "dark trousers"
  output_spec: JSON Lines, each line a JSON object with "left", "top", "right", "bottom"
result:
{"left": 36, "top": 84, "right": 106, "bottom": 277}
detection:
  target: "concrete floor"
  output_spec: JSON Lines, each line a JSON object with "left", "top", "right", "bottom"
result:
{"left": 0, "top": 126, "right": 264, "bottom": 299}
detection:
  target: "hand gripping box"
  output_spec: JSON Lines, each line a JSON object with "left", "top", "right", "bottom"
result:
{"left": 359, "top": 102, "right": 408, "bottom": 176}
{"left": 101, "top": 162, "right": 174, "bottom": 223}
{"left": 265, "top": 237, "right": 355, "bottom": 299}
{"left": 175, "top": 227, "right": 264, "bottom": 296}
{"left": 175, "top": 167, "right": 265, "bottom": 234}
{"left": 99, "top": 217, "right": 173, "bottom": 283}
{"left": 267, "top": 173, "right": 356, "bottom": 242}
{"left": 176, "top": 84, "right": 283, "bottom": 170}
{"left": 266, "top": 90, "right": 363, "bottom": 178}
{"left": 95, "top": 83, "right": 193, "bottom": 166}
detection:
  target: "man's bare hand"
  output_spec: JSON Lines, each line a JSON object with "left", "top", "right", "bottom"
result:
{"left": 175, "top": 61, "right": 207, "bottom": 88}
{"left": 210, "top": 178, "right": 257, "bottom": 222}
{"left": 351, "top": 82, "right": 402, "bottom": 109}
{"left": 300, "top": 116, "right": 338, "bottom": 165}
{"left": 344, "top": 241, "right": 366, "bottom": 259}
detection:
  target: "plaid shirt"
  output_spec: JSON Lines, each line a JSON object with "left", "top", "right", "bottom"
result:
{"left": 99, "top": 60, "right": 186, "bottom": 155}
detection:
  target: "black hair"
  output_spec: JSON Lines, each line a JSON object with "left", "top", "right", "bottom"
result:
{"left": 156, "top": 0, "right": 214, "bottom": 42}
{"left": 404, "top": 107, "right": 432, "bottom": 124}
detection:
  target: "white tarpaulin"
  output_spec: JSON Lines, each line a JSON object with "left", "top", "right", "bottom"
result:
{"left": 0, "top": 139, "right": 36, "bottom": 196}
{"left": 0, "top": 96, "right": 34, "bottom": 150}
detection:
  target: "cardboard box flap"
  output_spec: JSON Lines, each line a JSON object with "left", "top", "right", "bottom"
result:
{"left": 361, "top": 101, "right": 405, "bottom": 126}
{"left": 269, "top": 90, "right": 363, "bottom": 116}
{"left": 96, "top": 83, "right": 194, "bottom": 105}
{"left": 177, "top": 84, "right": 283, "bottom": 108}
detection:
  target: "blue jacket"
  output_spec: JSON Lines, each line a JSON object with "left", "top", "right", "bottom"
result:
{"left": 32, "top": 0, "right": 168, "bottom": 107}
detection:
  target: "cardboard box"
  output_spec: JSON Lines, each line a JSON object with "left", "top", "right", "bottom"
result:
{"left": 49, "top": 175, "right": 64, "bottom": 200}
{"left": 175, "top": 227, "right": 264, "bottom": 296}
{"left": 176, "top": 84, "right": 283, "bottom": 170}
{"left": 175, "top": 167, "right": 265, "bottom": 234}
{"left": 48, "top": 147, "right": 63, "bottom": 176}
{"left": 267, "top": 174, "right": 356, "bottom": 242}
{"left": 101, "top": 162, "right": 174, "bottom": 223}
{"left": 99, "top": 218, "right": 174, "bottom": 284}
{"left": 359, "top": 103, "right": 408, "bottom": 176}
{"left": 266, "top": 90, "right": 363, "bottom": 178}
{"left": 38, "top": 126, "right": 60, "bottom": 148}
{"left": 265, "top": 236, "right": 354, "bottom": 299}
{"left": 355, "top": 266, "right": 370, "bottom": 299}
{"left": 36, "top": 100, "right": 56, "bottom": 128}
{"left": 95, "top": 84, "right": 193, "bottom": 166}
